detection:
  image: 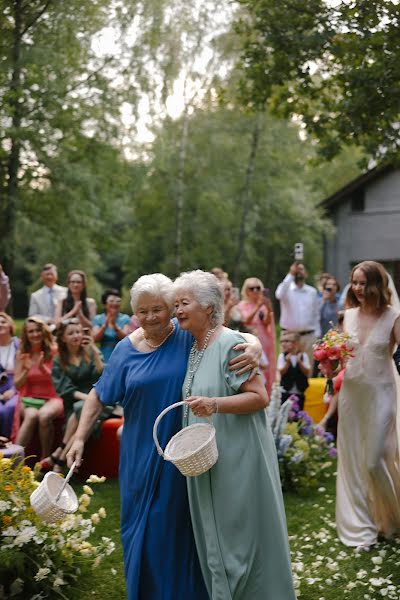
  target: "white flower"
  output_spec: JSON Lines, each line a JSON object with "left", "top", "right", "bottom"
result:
{"left": 318, "top": 487, "right": 326, "bottom": 492}
{"left": 98, "top": 507, "right": 106, "bottom": 519}
{"left": 53, "top": 577, "right": 65, "bottom": 588}
{"left": 0, "top": 500, "right": 11, "bottom": 512}
{"left": 14, "top": 526, "right": 37, "bottom": 547}
{"left": 79, "top": 493, "right": 91, "bottom": 506}
{"left": 34, "top": 567, "right": 51, "bottom": 581}
{"left": 86, "top": 475, "right": 106, "bottom": 484}
{"left": 372, "top": 556, "right": 383, "bottom": 565}
{"left": 111, "top": 568, "right": 117, "bottom": 575}
{"left": 83, "top": 485, "right": 94, "bottom": 496}
{"left": 91, "top": 513, "right": 100, "bottom": 525}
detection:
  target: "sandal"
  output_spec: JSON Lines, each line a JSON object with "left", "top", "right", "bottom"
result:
{"left": 37, "top": 443, "right": 67, "bottom": 472}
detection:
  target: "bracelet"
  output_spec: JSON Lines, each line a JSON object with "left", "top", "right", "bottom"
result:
{"left": 213, "top": 399, "right": 219, "bottom": 414}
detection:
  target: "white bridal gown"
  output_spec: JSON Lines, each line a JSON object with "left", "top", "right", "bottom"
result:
{"left": 336, "top": 306, "right": 400, "bottom": 547}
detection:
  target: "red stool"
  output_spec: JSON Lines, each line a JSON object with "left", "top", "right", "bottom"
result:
{"left": 77, "top": 418, "right": 123, "bottom": 480}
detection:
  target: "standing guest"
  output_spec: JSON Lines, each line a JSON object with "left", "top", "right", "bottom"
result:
{"left": 315, "top": 272, "right": 331, "bottom": 297}
{"left": 0, "top": 264, "right": 11, "bottom": 312}
{"left": 319, "top": 276, "right": 340, "bottom": 336}
{"left": 174, "top": 270, "right": 296, "bottom": 600}
{"left": 28, "top": 263, "right": 67, "bottom": 326}
{"left": 55, "top": 270, "right": 96, "bottom": 329}
{"left": 67, "top": 273, "right": 259, "bottom": 600}
{"left": 210, "top": 267, "right": 228, "bottom": 281}
{"left": 222, "top": 279, "right": 241, "bottom": 330}
{"left": 13, "top": 318, "right": 63, "bottom": 458}
{"left": 277, "top": 331, "right": 310, "bottom": 410}
{"left": 40, "top": 319, "right": 104, "bottom": 472}
{"left": 336, "top": 261, "right": 400, "bottom": 550}
{"left": 237, "top": 277, "right": 276, "bottom": 394}
{"left": 275, "top": 262, "right": 320, "bottom": 370}
{"left": 92, "top": 289, "right": 130, "bottom": 363}
{"left": 0, "top": 313, "right": 19, "bottom": 439}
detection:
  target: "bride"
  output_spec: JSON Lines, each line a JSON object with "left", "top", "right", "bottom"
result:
{"left": 336, "top": 261, "right": 400, "bottom": 550}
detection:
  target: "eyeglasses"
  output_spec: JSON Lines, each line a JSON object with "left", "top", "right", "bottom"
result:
{"left": 60, "top": 318, "right": 80, "bottom": 326}
{"left": 69, "top": 280, "right": 83, "bottom": 285}
{"left": 247, "top": 286, "right": 261, "bottom": 291}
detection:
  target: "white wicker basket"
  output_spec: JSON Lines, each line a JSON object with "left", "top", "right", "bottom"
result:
{"left": 30, "top": 470, "right": 78, "bottom": 523}
{"left": 153, "top": 400, "right": 218, "bottom": 477}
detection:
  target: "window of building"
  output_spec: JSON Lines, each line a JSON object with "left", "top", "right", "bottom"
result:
{"left": 351, "top": 189, "right": 365, "bottom": 212}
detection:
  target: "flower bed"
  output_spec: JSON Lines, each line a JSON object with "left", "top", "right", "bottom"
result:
{"left": 267, "top": 385, "right": 336, "bottom": 492}
{"left": 0, "top": 455, "right": 115, "bottom": 599}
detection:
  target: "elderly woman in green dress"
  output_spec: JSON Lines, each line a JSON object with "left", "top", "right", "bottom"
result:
{"left": 173, "top": 270, "right": 296, "bottom": 600}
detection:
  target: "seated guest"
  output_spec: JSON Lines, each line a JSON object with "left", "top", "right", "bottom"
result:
{"left": 55, "top": 270, "right": 96, "bottom": 329}
{"left": 28, "top": 263, "right": 67, "bottom": 326}
{"left": 277, "top": 331, "right": 310, "bottom": 410}
{"left": 0, "top": 313, "right": 19, "bottom": 439}
{"left": 0, "top": 264, "right": 11, "bottom": 312}
{"left": 13, "top": 318, "right": 63, "bottom": 458}
{"left": 92, "top": 289, "right": 130, "bottom": 363}
{"left": 42, "top": 318, "right": 104, "bottom": 472}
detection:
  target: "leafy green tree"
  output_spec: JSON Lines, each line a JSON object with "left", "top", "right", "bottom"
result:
{"left": 235, "top": 0, "right": 400, "bottom": 162}
{"left": 122, "top": 106, "right": 331, "bottom": 291}
{"left": 0, "top": 0, "right": 123, "bottom": 278}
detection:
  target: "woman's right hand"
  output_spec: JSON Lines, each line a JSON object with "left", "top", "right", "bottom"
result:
{"left": 71, "top": 301, "right": 82, "bottom": 316}
{"left": 66, "top": 438, "right": 85, "bottom": 468}
{"left": 20, "top": 353, "right": 33, "bottom": 371}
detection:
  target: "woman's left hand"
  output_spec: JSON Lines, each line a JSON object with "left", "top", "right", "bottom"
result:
{"left": 186, "top": 396, "right": 217, "bottom": 417}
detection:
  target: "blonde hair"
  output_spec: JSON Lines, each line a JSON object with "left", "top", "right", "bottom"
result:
{"left": 240, "top": 277, "right": 264, "bottom": 302}
{"left": 0, "top": 312, "right": 16, "bottom": 337}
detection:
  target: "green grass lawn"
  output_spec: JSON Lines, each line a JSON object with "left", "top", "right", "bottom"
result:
{"left": 72, "top": 469, "right": 400, "bottom": 600}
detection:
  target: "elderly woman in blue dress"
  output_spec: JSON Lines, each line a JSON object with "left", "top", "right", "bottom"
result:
{"left": 67, "top": 273, "right": 259, "bottom": 600}
{"left": 173, "top": 270, "right": 296, "bottom": 600}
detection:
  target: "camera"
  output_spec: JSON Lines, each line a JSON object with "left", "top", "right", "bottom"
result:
{"left": 325, "top": 287, "right": 333, "bottom": 292}
{"left": 0, "top": 365, "right": 8, "bottom": 385}
{"left": 294, "top": 242, "right": 304, "bottom": 261}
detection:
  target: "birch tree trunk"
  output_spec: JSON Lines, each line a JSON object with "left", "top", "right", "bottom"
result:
{"left": 232, "top": 113, "right": 263, "bottom": 283}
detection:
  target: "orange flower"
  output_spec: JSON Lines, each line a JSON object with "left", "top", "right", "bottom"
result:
{"left": 2, "top": 515, "right": 12, "bottom": 526}
{"left": 21, "top": 466, "right": 31, "bottom": 474}
{"left": 4, "top": 484, "right": 13, "bottom": 492}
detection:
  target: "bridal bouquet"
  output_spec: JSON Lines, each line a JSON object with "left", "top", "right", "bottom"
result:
{"left": 313, "top": 329, "right": 354, "bottom": 394}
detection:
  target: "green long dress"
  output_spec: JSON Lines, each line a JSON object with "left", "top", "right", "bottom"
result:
{"left": 183, "top": 329, "right": 295, "bottom": 600}
{"left": 52, "top": 352, "right": 112, "bottom": 433}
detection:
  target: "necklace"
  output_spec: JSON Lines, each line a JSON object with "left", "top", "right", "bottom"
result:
{"left": 184, "top": 326, "right": 217, "bottom": 419}
{"left": 143, "top": 321, "right": 175, "bottom": 349}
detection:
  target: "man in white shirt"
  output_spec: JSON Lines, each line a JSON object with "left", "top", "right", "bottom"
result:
{"left": 28, "top": 263, "right": 67, "bottom": 326}
{"left": 275, "top": 262, "right": 320, "bottom": 369}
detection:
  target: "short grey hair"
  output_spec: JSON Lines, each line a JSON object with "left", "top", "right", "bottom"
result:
{"left": 130, "top": 273, "right": 174, "bottom": 312}
{"left": 173, "top": 270, "right": 224, "bottom": 327}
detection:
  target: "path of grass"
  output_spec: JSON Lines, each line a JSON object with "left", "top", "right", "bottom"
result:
{"left": 69, "top": 467, "right": 400, "bottom": 600}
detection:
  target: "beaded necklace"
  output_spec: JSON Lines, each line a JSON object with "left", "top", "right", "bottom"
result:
{"left": 143, "top": 321, "right": 175, "bottom": 349}
{"left": 184, "top": 326, "right": 217, "bottom": 419}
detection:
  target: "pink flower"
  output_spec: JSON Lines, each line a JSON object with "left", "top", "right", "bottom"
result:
{"left": 314, "top": 346, "right": 328, "bottom": 361}
{"left": 327, "top": 345, "right": 341, "bottom": 360}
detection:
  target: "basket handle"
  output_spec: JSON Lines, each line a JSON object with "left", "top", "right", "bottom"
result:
{"left": 153, "top": 400, "right": 187, "bottom": 458}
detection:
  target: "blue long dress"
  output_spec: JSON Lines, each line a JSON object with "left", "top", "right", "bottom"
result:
{"left": 95, "top": 324, "right": 208, "bottom": 600}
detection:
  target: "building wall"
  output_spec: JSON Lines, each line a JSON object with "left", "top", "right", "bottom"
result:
{"left": 324, "top": 169, "right": 400, "bottom": 288}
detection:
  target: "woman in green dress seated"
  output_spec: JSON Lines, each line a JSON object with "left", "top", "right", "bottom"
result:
{"left": 40, "top": 318, "right": 104, "bottom": 472}
{"left": 173, "top": 270, "right": 296, "bottom": 600}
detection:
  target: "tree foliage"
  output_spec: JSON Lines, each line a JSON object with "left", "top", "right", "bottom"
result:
{"left": 235, "top": 0, "right": 400, "bottom": 162}
{"left": 122, "top": 106, "right": 332, "bottom": 291}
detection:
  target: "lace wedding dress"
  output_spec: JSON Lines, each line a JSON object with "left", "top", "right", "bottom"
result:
{"left": 336, "top": 306, "right": 400, "bottom": 546}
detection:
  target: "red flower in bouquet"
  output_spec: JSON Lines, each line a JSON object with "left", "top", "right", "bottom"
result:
{"left": 314, "top": 329, "right": 354, "bottom": 394}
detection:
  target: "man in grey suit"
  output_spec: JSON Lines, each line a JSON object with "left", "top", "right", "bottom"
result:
{"left": 28, "top": 263, "right": 67, "bottom": 325}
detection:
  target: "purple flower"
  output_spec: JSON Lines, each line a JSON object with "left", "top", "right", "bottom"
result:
{"left": 300, "top": 426, "right": 313, "bottom": 436}
{"left": 324, "top": 432, "right": 334, "bottom": 443}
{"left": 328, "top": 447, "right": 338, "bottom": 458}
{"left": 298, "top": 411, "right": 313, "bottom": 426}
